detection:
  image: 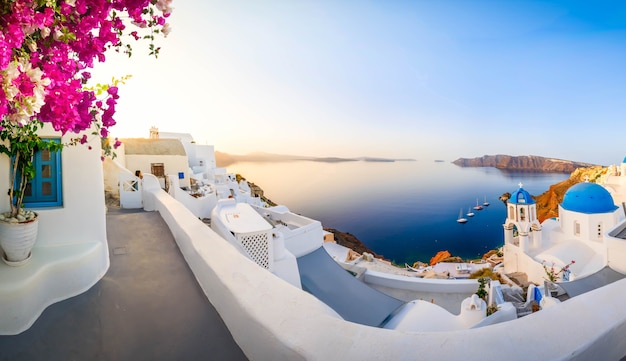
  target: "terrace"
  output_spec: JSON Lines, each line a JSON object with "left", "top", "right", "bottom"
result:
{"left": 0, "top": 207, "right": 246, "bottom": 360}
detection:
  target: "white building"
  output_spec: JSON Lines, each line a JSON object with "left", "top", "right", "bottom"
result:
{"left": 600, "top": 156, "right": 626, "bottom": 206}
{"left": 0, "top": 125, "right": 109, "bottom": 334}
{"left": 116, "top": 137, "right": 190, "bottom": 189}
{"left": 503, "top": 177, "right": 624, "bottom": 285}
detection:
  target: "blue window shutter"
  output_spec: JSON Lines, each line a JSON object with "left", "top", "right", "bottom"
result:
{"left": 23, "top": 138, "right": 63, "bottom": 207}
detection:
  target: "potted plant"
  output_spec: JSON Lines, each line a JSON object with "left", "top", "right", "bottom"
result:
{"left": 0, "top": 120, "right": 62, "bottom": 264}
{"left": 0, "top": 0, "right": 172, "bottom": 265}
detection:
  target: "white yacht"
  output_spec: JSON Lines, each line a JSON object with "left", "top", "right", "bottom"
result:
{"left": 467, "top": 207, "right": 475, "bottom": 217}
{"left": 457, "top": 208, "right": 468, "bottom": 223}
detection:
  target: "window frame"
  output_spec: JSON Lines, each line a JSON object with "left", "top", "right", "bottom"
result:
{"left": 22, "top": 138, "right": 63, "bottom": 208}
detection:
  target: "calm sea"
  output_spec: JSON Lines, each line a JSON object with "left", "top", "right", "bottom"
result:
{"left": 226, "top": 160, "right": 569, "bottom": 265}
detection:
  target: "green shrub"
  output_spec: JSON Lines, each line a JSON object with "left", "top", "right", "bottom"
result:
{"left": 487, "top": 303, "right": 498, "bottom": 316}
{"left": 469, "top": 267, "right": 501, "bottom": 281}
{"left": 475, "top": 277, "right": 488, "bottom": 300}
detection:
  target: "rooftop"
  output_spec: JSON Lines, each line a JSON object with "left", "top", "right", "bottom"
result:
{"left": 561, "top": 182, "right": 618, "bottom": 214}
{"left": 121, "top": 138, "right": 187, "bottom": 156}
{"left": 0, "top": 207, "right": 247, "bottom": 360}
{"left": 509, "top": 185, "right": 535, "bottom": 205}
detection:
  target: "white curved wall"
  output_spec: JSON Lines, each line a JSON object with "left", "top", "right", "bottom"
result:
{"left": 143, "top": 186, "right": 626, "bottom": 360}
{"left": 103, "top": 157, "right": 134, "bottom": 200}
{"left": 363, "top": 271, "right": 479, "bottom": 314}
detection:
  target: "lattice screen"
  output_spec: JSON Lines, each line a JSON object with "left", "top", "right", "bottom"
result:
{"left": 122, "top": 179, "right": 139, "bottom": 192}
{"left": 239, "top": 232, "right": 271, "bottom": 270}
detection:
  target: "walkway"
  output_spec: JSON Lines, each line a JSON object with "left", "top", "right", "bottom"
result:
{"left": 0, "top": 207, "right": 247, "bottom": 361}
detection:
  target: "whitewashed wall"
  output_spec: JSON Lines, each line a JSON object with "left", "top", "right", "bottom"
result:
{"left": 125, "top": 154, "right": 189, "bottom": 187}
{"left": 0, "top": 125, "right": 107, "bottom": 247}
{"left": 195, "top": 144, "right": 216, "bottom": 171}
{"left": 0, "top": 125, "right": 109, "bottom": 334}
{"left": 607, "top": 222, "right": 626, "bottom": 274}
{"left": 124, "top": 154, "right": 190, "bottom": 188}
{"left": 102, "top": 157, "right": 134, "bottom": 201}
{"left": 167, "top": 175, "right": 216, "bottom": 219}
{"left": 141, "top": 178, "right": 626, "bottom": 360}
{"left": 363, "top": 271, "right": 479, "bottom": 314}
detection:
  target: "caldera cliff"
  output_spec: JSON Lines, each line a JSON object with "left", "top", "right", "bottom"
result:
{"left": 453, "top": 154, "right": 598, "bottom": 173}
{"left": 534, "top": 165, "right": 607, "bottom": 222}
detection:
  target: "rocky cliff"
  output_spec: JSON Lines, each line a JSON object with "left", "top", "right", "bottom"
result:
{"left": 453, "top": 155, "right": 598, "bottom": 173}
{"left": 325, "top": 228, "right": 384, "bottom": 259}
{"left": 534, "top": 166, "right": 607, "bottom": 222}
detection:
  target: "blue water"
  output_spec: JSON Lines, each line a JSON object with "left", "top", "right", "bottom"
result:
{"left": 226, "top": 160, "right": 569, "bottom": 264}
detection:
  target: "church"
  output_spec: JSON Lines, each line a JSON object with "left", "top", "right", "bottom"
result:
{"left": 503, "top": 157, "right": 626, "bottom": 285}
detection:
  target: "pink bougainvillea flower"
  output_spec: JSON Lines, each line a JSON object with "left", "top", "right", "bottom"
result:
{"left": 0, "top": 0, "right": 172, "bottom": 158}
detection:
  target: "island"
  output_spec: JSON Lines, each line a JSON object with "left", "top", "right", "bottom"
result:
{"left": 452, "top": 154, "right": 598, "bottom": 173}
{"left": 215, "top": 151, "right": 416, "bottom": 167}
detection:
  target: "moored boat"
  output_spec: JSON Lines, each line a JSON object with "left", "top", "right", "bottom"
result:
{"left": 457, "top": 208, "right": 468, "bottom": 223}
{"left": 473, "top": 199, "right": 483, "bottom": 210}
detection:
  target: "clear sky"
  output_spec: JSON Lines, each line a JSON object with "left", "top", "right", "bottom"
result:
{"left": 92, "top": 0, "right": 626, "bottom": 165}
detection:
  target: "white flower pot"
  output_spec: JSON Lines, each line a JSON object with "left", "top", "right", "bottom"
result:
{"left": 0, "top": 213, "right": 39, "bottom": 266}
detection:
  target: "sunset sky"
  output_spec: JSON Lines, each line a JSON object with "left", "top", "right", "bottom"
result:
{"left": 93, "top": 0, "right": 626, "bottom": 165}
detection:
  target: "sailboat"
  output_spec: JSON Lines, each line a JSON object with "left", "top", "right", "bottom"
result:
{"left": 473, "top": 199, "right": 483, "bottom": 211}
{"left": 466, "top": 207, "right": 475, "bottom": 217}
{"left": 483, "top": 195, "right": 490, "bottom": 206}
{"left": 457, "top": 208, "right": 468, "bottom": 223}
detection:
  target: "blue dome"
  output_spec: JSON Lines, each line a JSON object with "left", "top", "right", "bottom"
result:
{"left": 561, "top": 182, "right": 618, "bottom": 214}
{"left": 623, "top": 156, "right": 626, "bottom": 163}
{"left": 509, "top": 187, "right": 535, "bottom": 204}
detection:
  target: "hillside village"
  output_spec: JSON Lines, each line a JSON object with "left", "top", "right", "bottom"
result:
{"left": 4, "top": 128, "right": 626, "bottom": 359}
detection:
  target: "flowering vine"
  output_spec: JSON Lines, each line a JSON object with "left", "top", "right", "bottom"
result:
{"left": 0, "top": 0, "right": 172, "bottom": 218}
{"left": 0, "top": 0, "right": 172, "bottom": 142}
{"left": 542, "top": 260, "right": 575, "bottom": 282}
